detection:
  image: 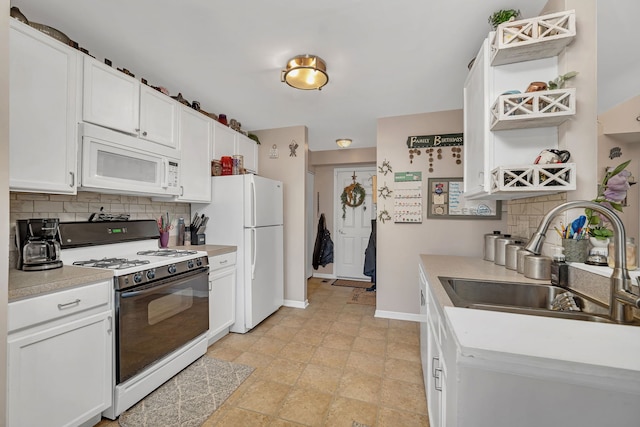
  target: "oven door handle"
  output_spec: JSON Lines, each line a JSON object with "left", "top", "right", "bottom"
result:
{"left": 119, "top": 268, "right": 208, "bottom": 298}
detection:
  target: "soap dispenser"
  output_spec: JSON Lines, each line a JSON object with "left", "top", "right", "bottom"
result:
{"left": 550, "top": 246, "right": 568, "bottom": 287}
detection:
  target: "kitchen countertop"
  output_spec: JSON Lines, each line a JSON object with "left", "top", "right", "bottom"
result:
{"left": 420, "top": 255, "right": 640, "bottom": 387}
{"left": 9, "top": 266, "right": 114, "bottom": 302}
{"left": 173, "top": 244, "right": 237, "bottom": 257}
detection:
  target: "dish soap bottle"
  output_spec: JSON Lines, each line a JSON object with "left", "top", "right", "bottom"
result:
{"left": 550, "top": 246, "right": 568, "bottom": 287}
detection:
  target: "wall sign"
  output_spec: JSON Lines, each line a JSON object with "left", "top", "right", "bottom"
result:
{"left": 427, "top": 177, "right": 501, "bottom": 219}
{"left": 406, "top": 133, "right": 463, "bottom": 148}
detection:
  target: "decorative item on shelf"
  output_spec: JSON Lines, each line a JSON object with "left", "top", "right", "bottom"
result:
{"left": 281, "top": 54, "right": 328, "bottom": 90}
{"left": 585, "top": 159, "right": 632, "bottom": 242}
{"left": 79, "top": 47, "right": 95, "bottom": 58}
{"left": 378, "top": 184, "right": 393, "bottom": 200}
{"left": 152, "top": 86, "right": 170, "bottom": 96}
{"left": 378, "top": 159, "right": 392, "bottom": 176}
{"left": 408, "top": 148, "right": 420, "bottom": 164}
{"left": 341, "top": 173, "right": 366, "bottom": 219}
{"left": 211, "top": 160, "right": 222, "bottom": 176}
{"left": 104, "top": 58, "right": 112, "bottom": 67}
{"left": 10, "top": 7, "right": 29, "bottom": 24}
{"left": 609, "top": 147, "right": 622, "bottom": 160}
{"left": 28, "top": 21, "right": 71, "bottom": 45}
{"left": 488, "top": 8, "right": 521, "bottom": 30}
{"left": 548, "top": 71, "right": 578, "bottom": 90}
{"left": 378, "top": 209, "right": 391, "bottom": 224}
{"left": 247, "top": 133, "right": 261, "bottom": 145}
{"left": 229, "top": 119, "right": 241, "bottom": 131}
{"left": 218, "top": 114, "right": 228, "bottom": 126}
{"left": 117, "top": 67, "right": 135, "bottom": 77}
{"left": 191, "top": 100, "right": 200, "bottom": 111}
{"left": 171, "top": 92, "right": 191, "bottom": 107}
{"left": 289, "top": 140, "right": 299, "bottom": 157}
{"left": 199, "top": 110, "right": 218, "bottom": 121}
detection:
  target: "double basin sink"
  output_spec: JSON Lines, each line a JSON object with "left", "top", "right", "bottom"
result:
{"left": 439, "top": 277, "right": 618, "bottom": 324}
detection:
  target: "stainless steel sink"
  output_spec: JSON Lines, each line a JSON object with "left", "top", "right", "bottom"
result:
{"left": 438, "top": 277, "right": 617, "bottom": 324}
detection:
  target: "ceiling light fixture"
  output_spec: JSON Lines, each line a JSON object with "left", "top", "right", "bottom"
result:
{"left": 281, "top": 55, "right": 328, "bottom": 90}
{"left": 336, "top": 138, "right": 352, "bottom": 148}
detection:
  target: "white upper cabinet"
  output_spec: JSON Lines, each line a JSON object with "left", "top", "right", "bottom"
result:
{"left": 139, "top": 84, "right": 179, "bottom": 149}
{"left": 177, "top": 106, "right": 212, "bottom": 202}
{"left": 9, "top": 20, "right": 80, "bottom": 194}
{"left": 82, "top": 56, "right": 179, "bottom": 151}
{"left": 211, "top": 121, "right": 259, "bottom": 174}
{"left": 82, "top": 56, "right": 140, "bottom": 135}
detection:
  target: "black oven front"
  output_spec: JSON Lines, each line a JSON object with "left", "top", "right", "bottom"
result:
{"left": 115, "top": 266, "right": 209, "bottom": 383}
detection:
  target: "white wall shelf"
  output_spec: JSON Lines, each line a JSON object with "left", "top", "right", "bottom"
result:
{"left": 490, "top": 88, "right": 576, "bottom": 130}
{"left": 489, "top": 162, "right": 576, "bottom": 197}
{"left": 490, "top": 10, "right": 576, "bottom": 66}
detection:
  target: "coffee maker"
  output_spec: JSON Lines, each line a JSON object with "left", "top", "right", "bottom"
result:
{"left": 16, "top": 218, "right": 63, "bottom": 271}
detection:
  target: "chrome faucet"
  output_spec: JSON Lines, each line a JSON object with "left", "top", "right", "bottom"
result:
{"left": 524, "top": 200, "right": 640, "bottom": 324}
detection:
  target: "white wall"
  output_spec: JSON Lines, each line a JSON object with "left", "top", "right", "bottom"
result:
{"left": 376, "top": 110, "right": 508, "bottom": 317}
{"left": 254, "top": 126, "right": 308, "bottom": 307}
{"left": 1, "top": 0, "right": 10, "bottom": 417}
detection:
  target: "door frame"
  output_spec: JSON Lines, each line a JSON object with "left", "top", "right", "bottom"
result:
{"left": 333, "top": 165, "right": 376, "bottom": 280}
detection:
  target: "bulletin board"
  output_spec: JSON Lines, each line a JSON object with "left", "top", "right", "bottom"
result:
{"left": 427, "top": 177, "right": 501, "bottom": 219}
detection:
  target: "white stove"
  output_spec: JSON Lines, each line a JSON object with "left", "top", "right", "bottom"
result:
{"left": 58, "top": 220, "right": 210, "bottom": 419}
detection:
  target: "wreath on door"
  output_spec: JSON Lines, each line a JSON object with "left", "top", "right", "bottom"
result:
{"left": 341, "top": 182, "right": 366, "bottom": 219}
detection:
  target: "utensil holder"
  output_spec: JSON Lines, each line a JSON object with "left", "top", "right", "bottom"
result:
{"left": 561, "top": 239, "right": 589, "bottom": 263}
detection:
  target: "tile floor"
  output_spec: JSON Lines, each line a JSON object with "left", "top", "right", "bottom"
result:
{"left": 97, "top": 277, "right": 429, "bottom": 426}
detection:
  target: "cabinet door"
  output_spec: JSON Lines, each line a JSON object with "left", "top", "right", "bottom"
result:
{"left": 177, "top": 106, "right": 212, "bottom": 202}
{"left": 83, "top": 56, "right": 140, "bottom": 134}
{"left": 7, "top": 312, "right": 113, "bottom": 427}
{"left": 9, "top": 21, "right": 79, "bottom": 194}
{"left": 211, "top": 121, "right": 237, "bottom": 160}
{"left": 237, "top": 133, "right": 259, "bottom": 174}
{"left": 139, "top": 84, "right": 179, "bottom": 149}
{"left": 209, "top": 264, "right": 236, "bottom": 343}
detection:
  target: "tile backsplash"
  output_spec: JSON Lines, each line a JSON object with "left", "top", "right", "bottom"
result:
{"left": 8, "top": 191, "right": 190, "bottom": 268}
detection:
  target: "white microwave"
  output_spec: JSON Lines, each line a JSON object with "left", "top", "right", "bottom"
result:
{"left": 79, "top": 123, "right": 180, "bottom": 197}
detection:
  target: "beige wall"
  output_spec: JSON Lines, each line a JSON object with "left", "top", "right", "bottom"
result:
{"left": 253, "top": 126, "right": 308, "bottom": 306}
{"left": 1, "top": 0, "right": 9, "bottom": 417}
{"left": 376, "top": 110, "right": 508, "bottom": 316}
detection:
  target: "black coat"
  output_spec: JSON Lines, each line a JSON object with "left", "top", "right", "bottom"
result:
{"left": 312, "top": 214, "right": 334, "bottom": 269}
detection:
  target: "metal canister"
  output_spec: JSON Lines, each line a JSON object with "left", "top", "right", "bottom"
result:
{"left": 524, "top": 255, "right": 552, "bottom": 280}
{"left": 483, "top": 231, "right": 503, "bottom": 262}
{"left": 517, "top": 248, "right": 530, "bottom": 274}
{"left": 505, "top": 243, "right": 524, "bottom": 270}
{"left": 494, "top": 235, "right": 520, "bottom": 266}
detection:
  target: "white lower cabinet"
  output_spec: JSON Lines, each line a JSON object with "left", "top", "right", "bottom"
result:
{"left": 7, "top": 280, "right": 113, "bottom": 427}
{"left": 208, "top": 251, "right": 237, "bottom": 345}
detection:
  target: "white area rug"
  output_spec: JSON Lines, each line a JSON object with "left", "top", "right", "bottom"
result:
{"left": 119, "top": 356, "right": 254, "bottom": 427}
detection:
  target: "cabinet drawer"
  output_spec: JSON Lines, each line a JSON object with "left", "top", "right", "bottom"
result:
{"left": 209, "top": 252, "right": 237, "bottom": 271}
{"left": 9, "top": 280, "right": 111, "bottom": 332}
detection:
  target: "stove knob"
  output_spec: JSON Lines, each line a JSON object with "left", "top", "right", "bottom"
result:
{"left": 196, "top": 258, "right": 203, "bottom": 267}
{"left": 146, "top": 269, "right": 155, "bottom": 280}
{"left": 133, "top": 272, "right": 143, "bottom": 283}
{"left": 168, "top": 264, "right": 177, "bottom": 274}
{"left": 187, "top": 260, "right": 194, "bottom": 269}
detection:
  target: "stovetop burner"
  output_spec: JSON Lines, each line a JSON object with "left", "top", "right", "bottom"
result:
{"left": 72, "top": 258, "right": 151, "bottom": 270}
{"left": 136, "top": 249, "right": 199, "bottom": 257}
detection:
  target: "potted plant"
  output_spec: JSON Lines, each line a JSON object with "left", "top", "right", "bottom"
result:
{"left": 488, "top": 9, "right": 521, "bottom": 30}
{"left": 548, "top": 71, "right": 579, "bottom": 90}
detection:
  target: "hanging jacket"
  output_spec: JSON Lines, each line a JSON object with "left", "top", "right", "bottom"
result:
{"left": 312, "top": 213, "right": 334, "bottom": 269}
{"left": 363, "top": 219, "right": 376, "bottom": 283}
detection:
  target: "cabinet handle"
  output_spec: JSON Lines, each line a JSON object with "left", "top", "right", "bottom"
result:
{"left": 180, "top": 185, "right": 184, "bottom": 196}
{"left": 57, "top": 299, "right": 81, "bottom": 310}
{"left": 142, "top": 131, "right": 148, "bottom": 136}
{"left": 208, "top": 280, "right": 213, "bottom": 292}
{"left": 107, "top": 315, "right": 113, "bottom": 334}
{"left": 220, "top": 260, "right": 228, "bottom": 264}
{"left": 421, "top": 289, "right": 426, "bottom": 306}
{"left": 434, "top": 368, "right": 443, "bottom": 391}
{"left": 69, "top": 171, "right": 75, "bottom": 187}
{"left": 432, "top": 356, "right": 440, "bottom": 377}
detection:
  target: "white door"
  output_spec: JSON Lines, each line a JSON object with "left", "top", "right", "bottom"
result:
{"left": 334, "top": 167, "right": 375, "bottom": 280}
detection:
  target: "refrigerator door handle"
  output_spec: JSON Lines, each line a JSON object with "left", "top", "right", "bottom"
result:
{"left": 250, "top": 180, "right": 256, "bottom": 227}
{"left": 251, "top": 228, "right": 257, "bottom": 280}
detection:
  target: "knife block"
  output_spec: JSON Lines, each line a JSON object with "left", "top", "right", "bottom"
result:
{"left": 191, "top": 229, "right": 206, "bottom": 245}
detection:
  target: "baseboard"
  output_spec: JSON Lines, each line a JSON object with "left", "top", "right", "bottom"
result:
{"left": 311, "top": 273, "right": 336, "bottom": 280}
{"left": 283, "top": 299, "right": 309, "bottom": 309}
{"left": 374, "top": 310, "right": 423, "bottom": 323}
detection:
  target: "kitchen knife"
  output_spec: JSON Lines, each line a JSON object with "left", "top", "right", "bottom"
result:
{"left": 196, "top": 216, "right": 208, "bottom": 234}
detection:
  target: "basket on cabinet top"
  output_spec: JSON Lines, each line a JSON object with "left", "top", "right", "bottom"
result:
{"left": 490, "top": 9, "right": 576, "bottom": 66}
{"left": 490, "top": 163, "right": 576, "bottom": 194}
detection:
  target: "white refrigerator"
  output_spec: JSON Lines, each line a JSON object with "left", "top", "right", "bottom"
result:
{"left": 193, "top": 175, "right": 284, "bottom": 333}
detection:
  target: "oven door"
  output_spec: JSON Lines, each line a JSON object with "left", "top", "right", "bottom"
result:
{"left": 115, "top": 267, "right": 208, "bottom": 383}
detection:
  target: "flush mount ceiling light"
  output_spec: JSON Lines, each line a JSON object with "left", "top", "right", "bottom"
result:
{"left": 336, "top": 138, "right": 352, "bottom": 148}
{"left": 281, "top": 55, "right": 328, "bottom": 90}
